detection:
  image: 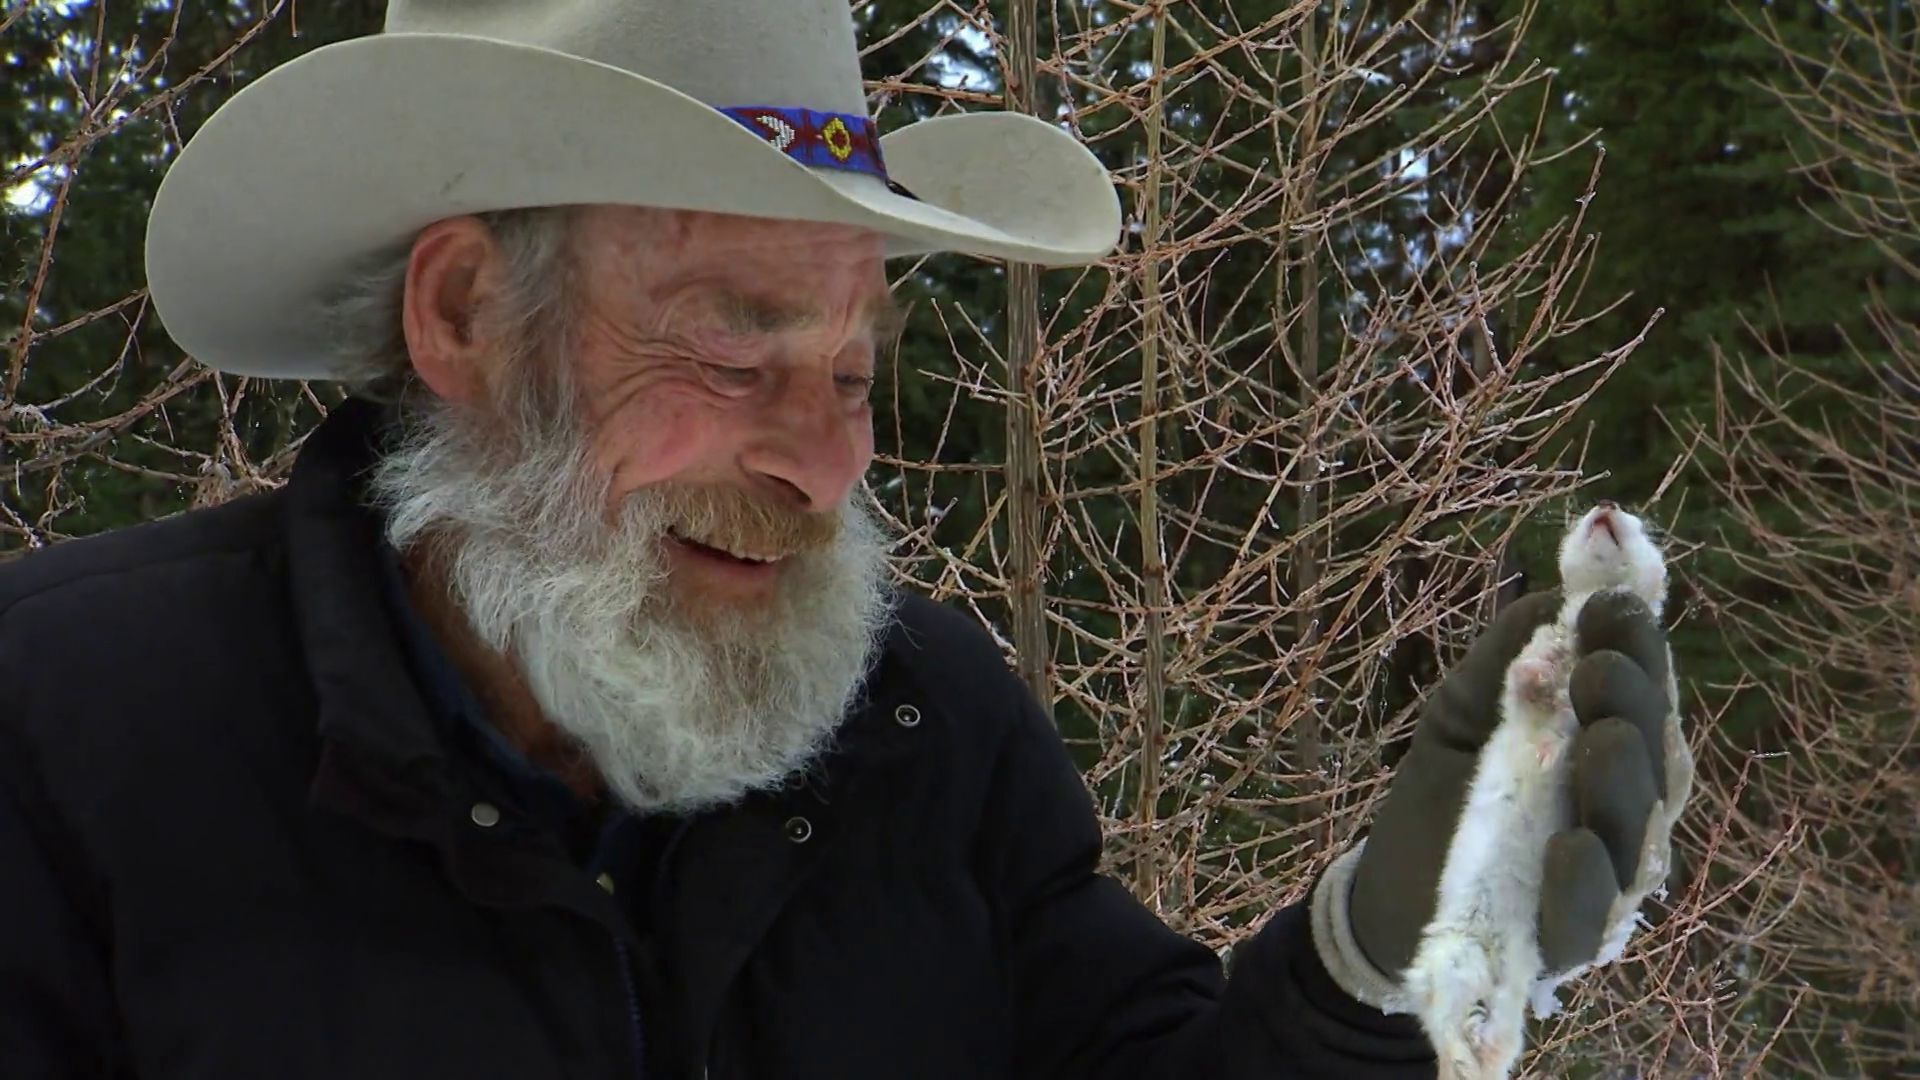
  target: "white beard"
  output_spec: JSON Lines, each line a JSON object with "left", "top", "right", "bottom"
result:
{"left": 364, "top": 392, "right": 894, "bottom": 816}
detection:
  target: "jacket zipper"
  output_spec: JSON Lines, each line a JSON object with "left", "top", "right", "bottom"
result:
{"left": 647, "top": 820, "right": 704, "bottom": 1079}
{"left": 612, "top": 936, "right": 645, "bottom": 1078}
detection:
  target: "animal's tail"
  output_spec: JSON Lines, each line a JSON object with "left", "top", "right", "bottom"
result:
{"left": 1436, "top": 1047, "right": 1489, "bottom": 1080}
{"left": 1436, "top": 1046, "right": 1497, "bottom": 1080}
{"left": 1431, "top": 1003, "right": 1507, "bottom": 1080}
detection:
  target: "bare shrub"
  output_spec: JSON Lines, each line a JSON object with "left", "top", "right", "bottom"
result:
{"left": 1675, "top": 7, "right": 1920, "bottom": 1075}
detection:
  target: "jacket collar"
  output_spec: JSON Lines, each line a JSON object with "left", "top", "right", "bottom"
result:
{"left": 282, "top": 396, "right": 454, "bottom": 781}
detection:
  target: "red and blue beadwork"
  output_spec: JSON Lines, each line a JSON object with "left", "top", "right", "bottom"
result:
{"left": 718, "top": 106, "right": 888, "bottom": 180}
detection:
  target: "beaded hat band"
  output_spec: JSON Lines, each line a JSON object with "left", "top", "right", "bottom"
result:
{"left": 719, "top": 106, "right": 886, "bottom": 180}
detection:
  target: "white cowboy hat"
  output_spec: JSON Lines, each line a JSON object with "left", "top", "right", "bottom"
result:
{"left": 143, "top": 0, "right": 1123, "bottom": 380}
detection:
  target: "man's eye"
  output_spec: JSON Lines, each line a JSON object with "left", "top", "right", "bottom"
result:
{"left": 702, "top": 362, "right": 761, "bottom": 387}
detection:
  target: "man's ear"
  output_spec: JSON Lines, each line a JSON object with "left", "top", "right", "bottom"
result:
{"left": 402, "top": 216, "right": 504, "bottom": 406}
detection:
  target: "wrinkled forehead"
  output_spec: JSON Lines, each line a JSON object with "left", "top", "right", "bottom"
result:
{"left": 570, "top": 205, "right": 893, "bottom": 321}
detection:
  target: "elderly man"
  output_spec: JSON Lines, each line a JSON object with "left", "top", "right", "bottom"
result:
{"left": 0, "top": 3, "right": 1690, "bottom": 1078}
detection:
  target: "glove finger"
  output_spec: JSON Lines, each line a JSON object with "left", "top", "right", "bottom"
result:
{"left": 1573, "top": 589, "right": 1669, "bottom": 690}
{"left": 1538, "top": 827, "right": 1619, "bottom": 973}
{"left": 1572, "top": 717, "right": 1660, "bottom": 887}
{"left": 1350, "top": 748, "right": 1477, "bottom": 976}
{"left": 1420, "top": 589, "right": 1562, "bottom": 750}
{"left": 1569, "top": 648, "right": 1670, "bottom": 802}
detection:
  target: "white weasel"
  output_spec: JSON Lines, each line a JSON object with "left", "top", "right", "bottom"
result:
{"left": 1402, "top": 504, "right": 1671, "bottom": 1080}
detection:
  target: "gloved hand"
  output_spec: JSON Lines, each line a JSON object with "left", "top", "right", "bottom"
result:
{"left": 1309, "top": 587, "right": 1694, "bottom": 1013}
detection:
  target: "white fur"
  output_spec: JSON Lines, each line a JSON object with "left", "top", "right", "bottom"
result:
{"left": 1403, "top": 505, "right": 1668, "bottom": 1080}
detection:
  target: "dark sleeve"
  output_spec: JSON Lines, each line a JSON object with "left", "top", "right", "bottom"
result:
{"left": 0, "top": 617, "right": 129, "bottom": 1076}
{"left": 980, "top": 683, "right": 1437, "bottom": 1079}
{"left": 0, "top": 767, "right": 127, "bottom": 1075}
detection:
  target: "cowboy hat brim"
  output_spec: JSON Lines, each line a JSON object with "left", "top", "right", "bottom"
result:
{"left": 143, "top": 33, "right": 1123, "bottom": 379}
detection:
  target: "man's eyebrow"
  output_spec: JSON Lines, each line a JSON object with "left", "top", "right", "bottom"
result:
{"left": 865, "top": 286, "right": 908, "bottom": 343}
{"left": 716, "top": 291, "right": 817, "bottom": 334}
{"left": 713, "top": 286, "right": 907, "bottom": 342}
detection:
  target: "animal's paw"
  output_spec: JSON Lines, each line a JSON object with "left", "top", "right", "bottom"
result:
{"left": 1506, "top": 655, "right": 1562, "bottom": 715}
{"left": 1534, "top": 722, "right": 1573, "bottom": 769}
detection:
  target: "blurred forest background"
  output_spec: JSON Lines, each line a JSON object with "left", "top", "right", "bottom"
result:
{"left": 3, "top": 1, "right": 1916, "bottom": 1075}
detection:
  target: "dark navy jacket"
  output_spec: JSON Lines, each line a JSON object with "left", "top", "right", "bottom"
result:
{"left": 0, "top": 397, "right": 1437, "bottom": 1078}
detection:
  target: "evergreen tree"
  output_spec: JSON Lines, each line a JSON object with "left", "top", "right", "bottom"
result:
{"left": 3, "top": 2, "right": 385, "bottom": 541}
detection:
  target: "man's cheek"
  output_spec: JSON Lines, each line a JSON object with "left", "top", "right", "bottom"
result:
{"left": 594, "top": 395, "right": 728, "bottom": 493}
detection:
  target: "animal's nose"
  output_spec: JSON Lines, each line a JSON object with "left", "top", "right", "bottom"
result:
{"left": 1596, "top": 499, "right": 1617, "bottom": 511}
{"left": 1591, "top": 511, "right": 1618, "bottom": 544}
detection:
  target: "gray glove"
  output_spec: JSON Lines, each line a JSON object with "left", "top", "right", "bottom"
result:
{"left": 1310, "top": 588, "right": 1694, "bottom": 1012}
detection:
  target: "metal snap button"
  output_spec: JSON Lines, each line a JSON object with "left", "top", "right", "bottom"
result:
{"left": 469, "top": 802, "right": 501, "bottom": 828}
{"left": 894, "top": 703, "right": 921, "bottom": 728}
{"left": 783, "top": 815, "right": 813, "bottom": 844}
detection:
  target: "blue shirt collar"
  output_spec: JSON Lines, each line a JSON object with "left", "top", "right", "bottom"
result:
{"left": 373, "top": 537, "right": 596, "bottom": 836}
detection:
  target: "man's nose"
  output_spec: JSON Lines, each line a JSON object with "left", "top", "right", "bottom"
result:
{"left": 740, "top": 377, "right": 868, "bottom": 512}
